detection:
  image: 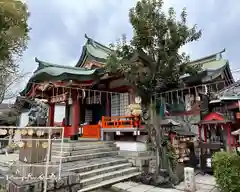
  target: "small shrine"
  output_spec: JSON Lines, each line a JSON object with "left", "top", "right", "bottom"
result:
{"left": 160, "top": 118, "right": 196, "bottom": 165}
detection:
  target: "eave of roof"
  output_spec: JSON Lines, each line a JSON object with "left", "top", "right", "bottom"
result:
{"left": 181, "top": 58, "right": 234, "bottom": 84}
{"left": 20, "top": 58, "right": 105, "bottom": 96}
{"left": 213, "top": 80, "right": 240, "bottom": 100}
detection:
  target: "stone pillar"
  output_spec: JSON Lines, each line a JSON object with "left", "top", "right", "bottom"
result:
{"left": 48, "top": 103, "right": 55, "bottom": 126}
{"left": 71, "top": 93, "right": 79, "bottom": 140}
{"left": 105, "top": 132, "right": 114, "bottom": 141}
{"left": 184, "top": 167, "right": 196, "bottom": 192}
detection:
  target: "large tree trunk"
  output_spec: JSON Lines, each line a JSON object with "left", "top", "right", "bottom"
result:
{"left": 146, "top": 105, "right": 179, "bottom": 185}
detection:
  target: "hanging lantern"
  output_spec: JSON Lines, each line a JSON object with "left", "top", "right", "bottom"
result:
{"left": 68, "top": 97, "right": 73, "bottom": 105}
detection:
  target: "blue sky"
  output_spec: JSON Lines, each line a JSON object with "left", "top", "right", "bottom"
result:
{"left": 21, "top": 0, "right": 240, "bottom": 81}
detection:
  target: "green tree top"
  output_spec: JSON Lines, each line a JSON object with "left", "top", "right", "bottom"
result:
{"left": 0, "top": 0, "right": 30, "bottom": 71}
{"left": 106, "top": 0, "right": 202, "bottom": 104}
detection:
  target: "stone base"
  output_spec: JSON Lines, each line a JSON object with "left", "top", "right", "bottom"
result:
{"left": 19, "top": 134, "right": 50, "bottom": 164}
{"left": 10, "top": 161, "right": 57, "bottom": 177}
{"left": 7, "top": 171, "right": 80, "bottom": 192}
{"left": 119, "top": 151, "right": 154, "bottom": 172}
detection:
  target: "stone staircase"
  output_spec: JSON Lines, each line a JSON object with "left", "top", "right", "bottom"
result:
{"left": 51, "top": 141, "right": 141, "bottom": 192}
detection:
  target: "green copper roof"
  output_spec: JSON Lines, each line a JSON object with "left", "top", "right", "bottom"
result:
{"left": 34, "top": 58, "right": 104, "bottom": 76}
{"left": 76, "top": 34, "right": 112, "bottom": 67}
{"left": 189, "top": 57, "right": 228, "bottom": 71}
{"left": 181, "top": 49, "right": 234, "bottom": 84}
{"left": 214, "top": 80, "right": 240, "bottom": 100}
{"left": 20, "top": 58, "right": 104, "bottom": 96}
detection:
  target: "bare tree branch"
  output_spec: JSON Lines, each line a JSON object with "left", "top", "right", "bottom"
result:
{"left": 0, "top": 70, "right": 30, "bottom": 103}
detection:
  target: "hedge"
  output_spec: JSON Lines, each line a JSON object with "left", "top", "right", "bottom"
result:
{"left": 212, "top": 151, "right": 240, "bottom": 192}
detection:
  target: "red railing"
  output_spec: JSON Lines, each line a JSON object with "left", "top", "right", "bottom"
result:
{"left": 101, "top": 116, "right": 141, "bottom": 128}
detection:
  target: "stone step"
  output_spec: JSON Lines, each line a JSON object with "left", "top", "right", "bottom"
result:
{"left": 80, "top": 167, "right": 139, "bottom": 187}
{"left": 78, "top": 172, "right": 141, "bottom": 192}
{"left": 52, "top": 143, "right": 117, "bottom": 152}
{"left": 52, "top": 151, "right": 119, "bottom": 163}
{"left": 78, "top": 171, "right": 141, "bottom": 192}
{"left": 78, "top": 162, "right": 132, "bottom": 179}
{"left": 64, "top": 158, "right": 129, "bottom": 173}
{"left": 52, "top": 141, "right": 115, "bottom": 148}
{"left": 52, "top": 146, "right": 119, "bottom": 157}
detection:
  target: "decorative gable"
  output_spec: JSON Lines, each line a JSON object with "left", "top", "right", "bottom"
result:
{"left": 82, "top": 60, "right": 104, "bottom": 69}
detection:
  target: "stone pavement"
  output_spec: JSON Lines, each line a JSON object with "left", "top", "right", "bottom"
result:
{"left": 0, "top": 153, "right": 18, "bottom": 166}
{"left": 112, "top": 174, "right": 218, "bottom": 192}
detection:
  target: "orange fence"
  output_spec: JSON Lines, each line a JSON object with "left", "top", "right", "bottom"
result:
{"left": 102, "top": 115, "right": 141, "bottom": 128}
{"left": 63, "top": 115, "right": 143, "bottom": 138}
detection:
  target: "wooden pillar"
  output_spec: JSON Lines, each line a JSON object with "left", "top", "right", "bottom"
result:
{"left": 48, "top": 103, "right": 55, "bottom": 126}
{"left": 204, "top": 125, "right": 207, "bottom": 142}
{"left": 65, "top": 101, "right": 70, "bottom": 126}
{"left": 198, "top": 125, "right": 202, "bottom": 141}
{"left": 128, "top": 88, "right": 135, "bottom": 104}
{"left": 71, "top": 93, "right": 79, "bottom": 140}
{"left": 105, "top": 92, "right": 110, "bottom": 116}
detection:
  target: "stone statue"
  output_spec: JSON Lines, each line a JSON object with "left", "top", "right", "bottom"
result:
{"left": 28, "top": 98, "right": 48, "bottom": 126}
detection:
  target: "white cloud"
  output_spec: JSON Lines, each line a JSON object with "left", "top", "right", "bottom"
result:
{"left": 21, "top": 0, "right": 240, "bottom": 80}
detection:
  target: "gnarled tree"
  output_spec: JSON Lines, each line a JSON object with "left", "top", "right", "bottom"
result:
{"left": 0, "top": 0, "right": 30, "bottom": 103}
{"left": 106, "top": 0, "right": 202, "bottom": 185}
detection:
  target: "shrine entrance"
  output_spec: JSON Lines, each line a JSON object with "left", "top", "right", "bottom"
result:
{"left": 196, "top": 112, "right": 235, "bottom": 173}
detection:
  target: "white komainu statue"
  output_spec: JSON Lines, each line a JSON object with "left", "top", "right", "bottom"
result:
{"left": 126, "top": 103, "right": 142, "bottom": 116}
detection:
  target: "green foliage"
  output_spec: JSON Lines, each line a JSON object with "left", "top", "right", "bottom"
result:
{"left": 166, "top": 141, "right": 177, "bottom": 171}
{"left": 106, "top": 0, "right": 202, "bottom": 104}
{"left": 0, "top": 0, "right": 30, "bottom": 103}
{"left": 212, "top": 151, "right": 240, "bottom": 192}
{"left": 0, "top": 0, "right": 30, "bottom": 70}
{"left": 0, "top": 184, "right": 6, "bottom": 192}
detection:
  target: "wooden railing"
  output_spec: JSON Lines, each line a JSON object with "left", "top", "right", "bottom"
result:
{"left": 101, "top": 115, "right": 141, "bottom": 128}
{"left": 63, "top": 115, "right": 143, "bottom": 139}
